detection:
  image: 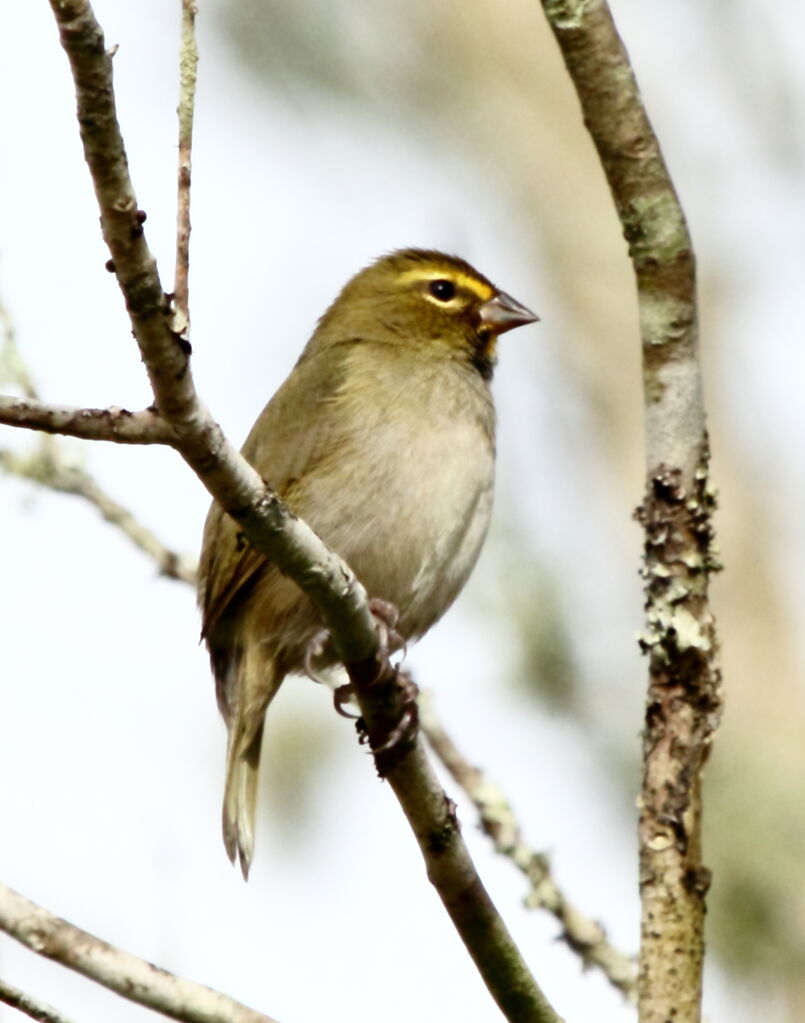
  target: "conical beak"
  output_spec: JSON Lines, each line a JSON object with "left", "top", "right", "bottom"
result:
{"left": 479, "top": 291, "right": 539, "bottom": 334}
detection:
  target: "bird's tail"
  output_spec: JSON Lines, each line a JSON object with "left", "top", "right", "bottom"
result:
{"left": 219, "top": 647, "right": 282, "bottom": 879}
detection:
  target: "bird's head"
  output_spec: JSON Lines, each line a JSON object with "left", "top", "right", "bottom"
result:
{"left": 314, "top": 249, "right": 538, "bottom": 380}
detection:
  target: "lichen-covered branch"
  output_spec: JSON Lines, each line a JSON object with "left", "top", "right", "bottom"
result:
{"left": 35, "top": 4, "right": 563, "bottom": 1020}
{"left": 538, "top": 3, "right": 722, "bottom": 1021}
{"left": 421, "top": 697, "right": 638, "bottom": 1002}
{"left": 0, "top": 882, "right": 280, "bottom": 1023}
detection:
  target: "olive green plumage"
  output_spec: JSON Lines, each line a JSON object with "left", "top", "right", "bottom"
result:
{"left": 198, "top": 249, "right": 537, "bottom": 877}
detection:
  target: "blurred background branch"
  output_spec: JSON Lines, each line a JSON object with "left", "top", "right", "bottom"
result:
{"left": 0, "top": 296, "right": 194, "bottom": 582}
{"left": 421, "top": 694, "right": 638, "bottom": 1002}
{"left": 0, "top": 883, "right": 281, "bottom": 1023}
{"left": 0, "top": 978, "right": 77, "bottom": 1023}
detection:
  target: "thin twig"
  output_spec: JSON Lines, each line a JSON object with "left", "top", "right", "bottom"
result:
{"left": 0, "top": 444, "right": 196, "bottom": 583}
{"left": 538, "top": 3, "right": 721, "bottom": 1022}
{"left": 420, "top": 696, "right": 638, "bottom": 1002}
{"left": 0, "top": 978, "right": 79, "bottom": 1023}
{"left": 0, "top": 396, "right": 174, "bottom": 444}
{"left": 0, "top": 882, "right": 280, "bottom": 1023}
{"left": 44, "top": 4, "right": 563, "bottom": 1020}
{"left": 174, "top": 0, "right": 198, "bottom": 334}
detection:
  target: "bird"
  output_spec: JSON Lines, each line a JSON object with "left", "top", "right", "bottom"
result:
{"left": 198, "top": 248, "right": 537, "bottom": 877}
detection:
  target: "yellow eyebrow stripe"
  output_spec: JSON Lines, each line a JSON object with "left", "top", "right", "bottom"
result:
{"left": 396, "top": 268, "right": 494, "bottom": 302}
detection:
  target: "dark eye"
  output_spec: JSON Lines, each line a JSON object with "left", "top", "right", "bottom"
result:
{"left": 428, "top": 279, "right": 456, "bottom": 302}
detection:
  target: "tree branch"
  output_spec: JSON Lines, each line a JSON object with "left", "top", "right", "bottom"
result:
{"left": 43, "top": 3, "right": 563, "bottom": 1020}
{"left": 420, "top": 696, "right": 638, "bottom": 1002}
{"left": 48, "top": 0, "right": 378, "bottom": 664}
{"left": 0, "top": 978, "right": 79, "bottom": 1023}
{"left": 538, "top": 3, "right": 722, "bottom": 1021}
{"left": 0, "top": 396, "right": 174, "bottom": 444}
{"left": 174, "top": 0, "right": 198, "bottom": 333}
{"left": 0, "top": 882, "right": 280, "bottom": 1023}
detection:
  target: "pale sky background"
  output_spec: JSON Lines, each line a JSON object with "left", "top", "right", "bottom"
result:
{"left": 1, "top": 2, "right": 803, "bottom": 1022}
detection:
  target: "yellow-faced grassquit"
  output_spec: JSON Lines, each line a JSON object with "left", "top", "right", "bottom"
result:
{"left": 198, "top": 249, "right": 537, "bottom": 876}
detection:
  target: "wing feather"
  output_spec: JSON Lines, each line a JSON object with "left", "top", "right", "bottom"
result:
{"left": 198, "top": 343, "right": 352, "bottom": 640}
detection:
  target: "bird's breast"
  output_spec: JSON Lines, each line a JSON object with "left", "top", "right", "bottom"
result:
{"left": 301, "top": 347, "right": 496, "bottom": 638}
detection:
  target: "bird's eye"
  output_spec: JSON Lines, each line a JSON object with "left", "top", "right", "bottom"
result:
{"left": 428, "top": 279, "right": 456, "bottom": 302}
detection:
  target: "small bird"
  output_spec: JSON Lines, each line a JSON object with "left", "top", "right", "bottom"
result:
{"left": 198, "top": 249, "right": 537, "bottom": 877}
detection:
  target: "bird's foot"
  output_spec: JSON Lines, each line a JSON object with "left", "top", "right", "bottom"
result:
{"left": 367, "top": 669, "right": 420, "bottom": 756}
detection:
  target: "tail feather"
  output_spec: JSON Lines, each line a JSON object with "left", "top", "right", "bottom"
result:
{"left": 222, "top": 721, "right": 265, "bottom": 879}
{"left": 218, "top": 644, "right": 282, "bottom": 879}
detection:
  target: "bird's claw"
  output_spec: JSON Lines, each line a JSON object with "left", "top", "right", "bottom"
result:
{"left": 366, "top": 597, "right": 407, "bottom": 681}
{"left": 303, "top": 627, "right": 331, "bottom": 686}
{"left": 333, "top": 682, "right": 360, "bottom": 718}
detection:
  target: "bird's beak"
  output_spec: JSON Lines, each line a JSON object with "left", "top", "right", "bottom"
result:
{"left": 479, "top": 291, "right": 539, "bottom": 334}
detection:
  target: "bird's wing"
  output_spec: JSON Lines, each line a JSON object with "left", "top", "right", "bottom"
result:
{"left": 198, "top": 342, "right": 354, "bottom": 640}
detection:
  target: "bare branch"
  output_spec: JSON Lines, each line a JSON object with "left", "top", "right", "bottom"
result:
{"left": 174, "top": 0, "right": 198, "bottom": 332}
{"left": 421, "top": 696, "right": 638, "bottom": 1002}
{"left": 0, "top": 396, "right": 174, "bottom": 444}
{"left": 0, "top": 978, "right": 78, "bottom": 1023}
{"left": 0, "top": 297, "right": 173, "bottom": 446}
{"left": 0, "top": 443, "right": 196, "bottom": 583}
{"left": 0, "top": 882, "right": 280, "bottom": 1023}
{"left": 538, "top": 3, "right": 722, "bottom": 1021}
{"left": 45, "top": 4, "right": 563, "bottom": 1020}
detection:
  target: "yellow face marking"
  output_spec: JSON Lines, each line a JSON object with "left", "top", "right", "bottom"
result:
{"left": 396, "top": 267, "right": 495, "bottom": 303}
